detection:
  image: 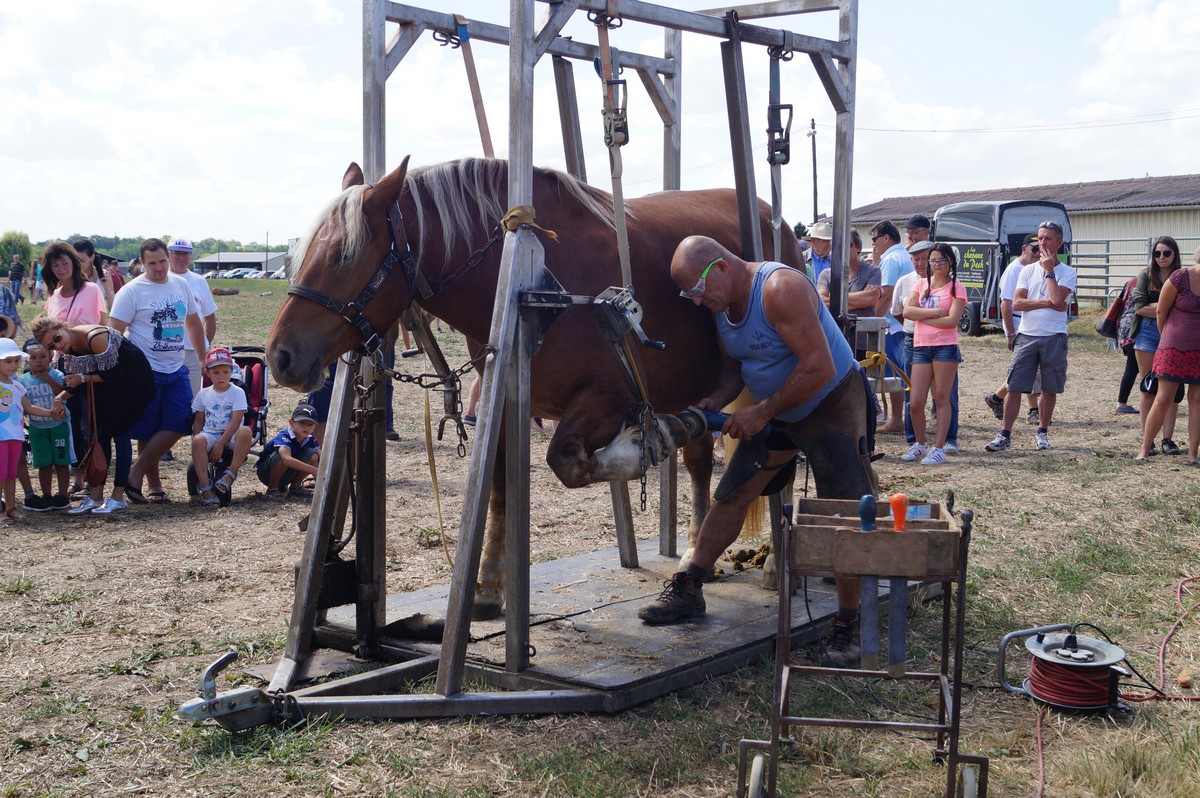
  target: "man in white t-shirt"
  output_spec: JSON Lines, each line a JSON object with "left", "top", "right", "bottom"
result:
{"left": 167, "top": 238, "right": 219, "bottom": 397}
{"left": 870, "top": 220, "right": 914, "bottom": 434}
{"left": 109, "top": 238, "right": 207, "bottom": 503}
{"left": 985, "top": 221, "right": 1076, "bottom": 453}
{"left": 983, "top": 234, "right": 1041, "bottom": 422}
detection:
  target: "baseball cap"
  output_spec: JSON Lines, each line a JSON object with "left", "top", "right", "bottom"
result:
{"left": 204, "top": 346, "right": 234, "bottom": 369}
{"left": 907, "top": 240, "right": 935, "bottom": 254}
{"left": 167, "top": 238, "right": 194, "bottom": 253}
{"left": 291, "top": 403, "right": 319, "bottom": 423}
{"left": 905, "top": 214, "right": 931, "bottom": 230}
{"left": 0, "top": 338, "right": 30, "bottom": 361}
{"left": 1024, "top": 233, "right": 1039, "bottom": 246}
{"left": 808, "top": 221, "right": 833, "bottom": 240}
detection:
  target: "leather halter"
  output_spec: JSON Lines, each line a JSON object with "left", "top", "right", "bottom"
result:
{"left": 287, "top": 200, "right": 431, "bottom": 356}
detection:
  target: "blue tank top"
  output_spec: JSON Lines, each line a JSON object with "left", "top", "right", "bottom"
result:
{"left": 716, "top": 261, "right": 857, "bottom": 423}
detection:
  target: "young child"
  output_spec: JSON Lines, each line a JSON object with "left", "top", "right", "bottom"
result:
{"left": 18, "top": 340, "right": 72, "bottom": 511}
{"left": 0, "top": 338, "right": 65, "bottom": 521}
{"left": 190, "top": 347, "right": 252, "bottom": 508}
{"left": 256, "top": 403, "right": 320, "bottom": 500}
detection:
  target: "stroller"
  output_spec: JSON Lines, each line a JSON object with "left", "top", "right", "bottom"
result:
{"left": 186, "top": 346, "right": 271, "bottom": 505}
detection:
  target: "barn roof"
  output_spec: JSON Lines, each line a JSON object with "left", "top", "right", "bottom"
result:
{"left": 851, "top": 173, "right": 1200, "bottom": 225}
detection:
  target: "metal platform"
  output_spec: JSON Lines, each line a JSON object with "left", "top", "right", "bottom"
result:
{"left": 305, "top": 537, "right": 846, "bottom": 705}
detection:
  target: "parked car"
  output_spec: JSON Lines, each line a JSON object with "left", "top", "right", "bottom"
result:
{"left": 222, "top": 268, "right": 258, "bottom": 279}
{"left": 931, "top": 200, "right": 1075, "bottom": 336}
{"left": 270, "top": 267, "right": 287, "bottom": 279}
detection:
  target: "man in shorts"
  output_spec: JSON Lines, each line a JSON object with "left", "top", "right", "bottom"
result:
{"left": 985, "top": 221, "right": 1076, "bottom": 452}
{"left": 110, "top": 238, "right": 207, "bottom": 503}
{"left": 639, "top": 236, "right": 877, "bottom": 668}
{"left": 167, "top": 238, "right": 219, "bottom": 398}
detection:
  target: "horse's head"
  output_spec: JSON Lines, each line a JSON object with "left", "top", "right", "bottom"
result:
{"left": 266, "top": 157, "right": 412, "bottom": 392}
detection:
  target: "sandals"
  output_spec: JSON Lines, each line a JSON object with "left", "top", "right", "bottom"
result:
{"left": 197, "top": 484, "right": 220, "bottom": 509}
{"left": 265, "top": 489, "right": 287, "bottom": 502}
{"left": 148, "top": 490, "right": 168, "bottom": 504}
{"left": 214, "top": 469, "right": 236, "bottom": 507}
{"left": 125, "top": 486, "right": 150, "bottom": 505}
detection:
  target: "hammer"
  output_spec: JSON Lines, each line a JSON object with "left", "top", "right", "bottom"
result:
{"left": 858, "top": 495, "right": 880, "bottom": 670}
{"left": 888, "top": 493, "right": 909, "bottom": 676}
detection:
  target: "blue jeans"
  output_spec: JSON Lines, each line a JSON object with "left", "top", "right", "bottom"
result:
{"left": 903, "top": 334, "right": 959, "bottom": 445}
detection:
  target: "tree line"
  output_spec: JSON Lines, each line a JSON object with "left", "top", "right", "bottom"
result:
{"left": 0, "top": 231, "right": 287, "bottom": 275}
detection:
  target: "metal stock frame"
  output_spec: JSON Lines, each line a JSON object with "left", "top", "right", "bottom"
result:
{"left": 215, "top": 0, "right": 860, "bottom": 726}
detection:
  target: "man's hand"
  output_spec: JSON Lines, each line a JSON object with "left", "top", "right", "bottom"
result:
{"left": 1040, "top": 247, "right": 1058, "bottom": 273}
{"left": 722, "top": 403, "right": 770, "bottom": 440}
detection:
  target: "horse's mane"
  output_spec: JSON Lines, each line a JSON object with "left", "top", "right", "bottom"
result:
{"left": 406, "top": 158, "right": 628, "bottom": 267}
{"left": 291, "top": 158, "right": 629, "bottom": 277}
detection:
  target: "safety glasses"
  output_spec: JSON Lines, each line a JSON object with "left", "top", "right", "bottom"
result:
{"left": 679, "top": 258, "right": 721, "bottom": 298}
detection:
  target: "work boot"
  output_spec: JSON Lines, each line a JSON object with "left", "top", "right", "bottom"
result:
{"left": 638, "top": 571, "right": 706, "bottom": 624}
{"left": 821, "top": 616, "right": 861, "bottom": 668}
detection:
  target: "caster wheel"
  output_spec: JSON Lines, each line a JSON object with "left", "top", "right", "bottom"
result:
{"left": 956, "top": 764, "right": 978, "bottom": 798}
{"left": 186, "top": 460, "right": 199, "bottom": 496}
{"left": 747, "top": 753, "right": 768, "bottom": 798}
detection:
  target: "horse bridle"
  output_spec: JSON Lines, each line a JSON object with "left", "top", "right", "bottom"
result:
{"left": 287, "top": 200, "right": 432, "bottom": 356}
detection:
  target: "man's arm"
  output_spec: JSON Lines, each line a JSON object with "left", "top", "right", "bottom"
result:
{"left": 874, "top": 284, "right": 895, "bottom": 318}
{"left": 203, "top": 312, "right": 217, "bottom": 343}
{"left": 696, "top": 345, "right": 746, "bottom": 413}
{"left": 724, "top": 270, "right": 835, "bottom": 439}
{"left": 185, "top": 313, "right": 206, "bottom": 361}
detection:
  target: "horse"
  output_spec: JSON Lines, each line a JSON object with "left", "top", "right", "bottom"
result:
{"left": 267, "top": 157, "right": 804, "bottom": 620}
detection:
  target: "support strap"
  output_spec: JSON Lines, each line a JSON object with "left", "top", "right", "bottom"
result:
{"left": 594, "top": 6, "right": 633, "bottom": 289}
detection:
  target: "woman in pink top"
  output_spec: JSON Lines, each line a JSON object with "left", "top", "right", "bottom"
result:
{"left": 42, "top": 242, "right": 108, "bottom": 327}
{"left": 901, "top": 242, "right": 967, "bottom": 465}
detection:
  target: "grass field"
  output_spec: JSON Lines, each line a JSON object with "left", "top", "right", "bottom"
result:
{"left": 1, "top": 292, "right": 1198, "bottom": 798}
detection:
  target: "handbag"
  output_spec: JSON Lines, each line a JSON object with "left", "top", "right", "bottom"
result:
{"left": 77, "top": 381, "right": 108, "bottom": 486}
{"left": 1095, "top": 291, "right": 1125, "bottom": 338}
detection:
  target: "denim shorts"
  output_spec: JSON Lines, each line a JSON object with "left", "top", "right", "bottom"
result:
{"left": 1134, "top": 317, "right": 1161, "bottom": 353}
{"left": 910, "top": 344, "right": 963, "bottom": 365}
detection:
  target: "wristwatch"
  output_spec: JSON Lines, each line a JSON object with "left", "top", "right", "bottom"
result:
{"left": 1045, "top": 270, "right": 1056, "bottom": 279}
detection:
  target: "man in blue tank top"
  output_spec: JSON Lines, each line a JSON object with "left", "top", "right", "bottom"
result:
{"left": 638, "top": 236, "right": 878, "bottom": 667}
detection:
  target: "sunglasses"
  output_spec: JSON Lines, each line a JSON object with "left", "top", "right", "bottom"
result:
{"left": 679, "top": 258, "right": 721, "bottom": 299}
{"left": 1154, "top": 250, "right": 1174, "bottom": 258}
{"left": 1040, "top": 221, "right": 1063, "bottom": 233}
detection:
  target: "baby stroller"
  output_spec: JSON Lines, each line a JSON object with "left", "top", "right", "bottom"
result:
{"left": 186, "top": 346, "right": 271, "bottom": 505}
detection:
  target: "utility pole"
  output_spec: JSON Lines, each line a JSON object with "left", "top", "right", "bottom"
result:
{"left": 806, "top": 117, "right": 818, "bottom": 222}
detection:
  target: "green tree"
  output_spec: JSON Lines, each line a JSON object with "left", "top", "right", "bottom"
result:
{"left": 0, "top": 231, "right": 34, "bottom": 277}
{"left": 793, "top": 221, "right": 809, "bottom": 239}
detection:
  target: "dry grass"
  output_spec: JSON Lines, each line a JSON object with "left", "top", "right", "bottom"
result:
{"left": 1, "top": 297, "right": 1199, "bottom": 797}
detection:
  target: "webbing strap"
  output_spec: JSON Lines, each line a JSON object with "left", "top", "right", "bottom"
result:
{"left": 596, "top": 12, "right": 632, "bottom": 289}
{"left": 768, "top": 54, "right": 784, "bottom": 261}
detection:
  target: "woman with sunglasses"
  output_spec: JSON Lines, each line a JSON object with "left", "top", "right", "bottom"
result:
{"left": 1139, "top": 247, "right": 1200, "bottom": 464}
{"left": 901, "top": 243, "right": 966, "bottom": 465}
{"left": 29, "top": 314, "right": 156, "bottom": 513}
{"left": 1131, "top": 236, "right": 1184, "bottom": 456}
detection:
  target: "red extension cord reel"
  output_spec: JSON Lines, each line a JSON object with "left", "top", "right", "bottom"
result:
{"left": 999, "top": 624, "right": 1131, "bottom": 712}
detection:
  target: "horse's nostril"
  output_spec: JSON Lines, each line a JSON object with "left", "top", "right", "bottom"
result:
{"left": 273, "top": 347, "right": 291, "bottom": 376}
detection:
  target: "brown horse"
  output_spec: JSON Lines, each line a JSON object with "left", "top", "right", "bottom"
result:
{"left": 267, "top": 157, "right": 803, "bottom": 619}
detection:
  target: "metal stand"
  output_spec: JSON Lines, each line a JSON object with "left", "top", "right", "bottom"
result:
{"left": 737, "top": 497, "right": 990, "bottom": 798}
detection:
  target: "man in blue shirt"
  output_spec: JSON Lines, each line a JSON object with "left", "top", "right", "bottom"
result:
{"left": 806, "top": 221, "right": 833, "bottom": 280}
{"left": 640, "top": 236, "right": 877, "bottom": 667}
{"left": 871, "top": 221, "right": 914, "bottom": 434}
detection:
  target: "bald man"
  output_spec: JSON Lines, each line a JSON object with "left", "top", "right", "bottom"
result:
{"left": 639, "top": 236, "right": 877, "bottom": 667}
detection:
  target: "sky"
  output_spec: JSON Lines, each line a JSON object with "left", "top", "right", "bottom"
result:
{"left": 2, "top": 0, "right": 1197, "bottom": 247}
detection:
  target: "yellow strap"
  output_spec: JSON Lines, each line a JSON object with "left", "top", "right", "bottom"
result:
{"left": 501, "top": 205, "right": 558, "bottom": 241}
{"left": 859, "top": 350, "right": 911, "bottom": 423}
{"left": 424, "top": 389, "right": 454, "bottom": 569}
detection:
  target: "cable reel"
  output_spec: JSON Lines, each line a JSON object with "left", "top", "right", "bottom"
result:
{"left": 999, "top": 625, "right": 1131, "bottom": 712}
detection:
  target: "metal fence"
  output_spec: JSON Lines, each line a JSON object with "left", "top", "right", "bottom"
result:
{"left": 1073, "top": 237, "right": 1200, "bottom": 305}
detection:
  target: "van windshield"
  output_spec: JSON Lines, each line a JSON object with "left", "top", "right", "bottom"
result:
{"left": 935, "top": 212, "right": 995, "bottom": 242}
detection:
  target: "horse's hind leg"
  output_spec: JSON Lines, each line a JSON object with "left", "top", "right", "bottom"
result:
{"left": 473, "top": 444, "right": 507, "bottom": 621}
{"left": 678, "top": 435, "right": 713, "bottom": 569}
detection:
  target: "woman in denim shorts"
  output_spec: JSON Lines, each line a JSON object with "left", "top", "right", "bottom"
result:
{"left": 901, "top": 243, "right": 968, "bottom": 465}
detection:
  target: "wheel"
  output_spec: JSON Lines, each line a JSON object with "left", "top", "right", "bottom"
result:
{"left": 956, "top": 764, "right": 979, "bottom": 798}
{"left": 747, "top": 753, "right": 768, "bottom": 798}
{"left": 186, "top": 459, "right": 200, "bottom": 496}
{"left": 958, "top": 302, "right": 981, "bottom": 337}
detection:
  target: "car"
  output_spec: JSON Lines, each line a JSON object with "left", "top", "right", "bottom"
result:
{"left": 223, "top": 268, "right": 258, "bottom": 279}
{"left": 270, "top": 267, "right": 287, "bottom": 279}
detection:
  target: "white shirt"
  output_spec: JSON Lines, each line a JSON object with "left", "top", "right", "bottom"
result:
{"left": 1016, "top": 262, "right": 1077, "bottom": 337}
{"left": 192, "top": 383, "right": 248, "bottom": 435}
{"left": 892, "top": 270, "right": 922, "bottom": 334}
{"left": 999, "top": 257, "right": 1031, "bottom": 331}
{"left": 109, "top": 273, "right": 201, "bottom": 374}
{"left": 173, "top": 268, "right": 218, "bottom": 351}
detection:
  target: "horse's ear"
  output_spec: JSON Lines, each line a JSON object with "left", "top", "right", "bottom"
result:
{"left": 342, "top": 163, "right": 365, "bottom": 190}
{"left": 365, "top": 156, "right": 410, "bottom": 210}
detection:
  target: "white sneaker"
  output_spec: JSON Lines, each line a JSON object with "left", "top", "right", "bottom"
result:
{"left": 944, "top": 441, "right": 960, "bottom": 454}
{"left": 68, "top": 497, "right": 99, "bottom": 515}
{"left": 985, "top": 434, "right": 1011, "bottom": 452}
{"left": 900, "top": 443, "right": 929, "bottom": 462}
{"left": 1036, "top": 431, "right": 1050, "bottom": 450}
{"left": 92, "top": 498, "right": 128, "bottom": 514}
{"left": 920, "top": 447, "right": 947, "bottom": 465}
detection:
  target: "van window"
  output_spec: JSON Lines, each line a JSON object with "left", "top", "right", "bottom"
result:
{"left": 934, "top": 212, "right": 995, "bottom": 241}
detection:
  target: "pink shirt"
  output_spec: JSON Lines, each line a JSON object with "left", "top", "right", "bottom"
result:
{"left": 45, "top": 282, "right": 107, "bottom": 326}
{"left": 912, "top": 278, "right": 967, "bottom": 348}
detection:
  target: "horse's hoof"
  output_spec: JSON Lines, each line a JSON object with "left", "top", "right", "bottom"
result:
{"left": 472, "top": 590, "right": 503, "bottom": 621}
{"left": 658, "top": 414, "right": 690, "bottom": 449}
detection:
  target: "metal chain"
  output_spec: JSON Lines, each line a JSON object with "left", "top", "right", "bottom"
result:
{"left": 636, "top": 403, "right": 656, "bottom": 511}
{"left": 423, "top": 226, "right": 502, "bottom": 301}
{"left": 371, "top": 345, "right": 494, "bottom": 391}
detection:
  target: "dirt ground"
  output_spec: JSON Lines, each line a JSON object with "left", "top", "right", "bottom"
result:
{"left": 2, "top": 322, "right": 1198, "bottom": 797}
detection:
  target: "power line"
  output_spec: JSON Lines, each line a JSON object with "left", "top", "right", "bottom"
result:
{"left": 846, "top": 106, "right": 1200, "bottom": 134}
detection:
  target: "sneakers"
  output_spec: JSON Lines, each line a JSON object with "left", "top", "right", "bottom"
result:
{"left": 984, "top": 393, "right": 1004, "bottom": 419}
{"left": 462, "top": 414, "right": 477, "bottom": 427}
{"left": 1036, "top": 430, "right": 1051, "bottom": 450}
{"left": 68, "top": 497, "right": 99, "bottom": 515}
{"left": 920, "top": 447, "right": 947, "bottom": 465}
{"left": 1115, "top": 404, "right": 1139, "bottom": 415}
{"left": 985, "top": 433, "right": 1011, "bottom": 452}
{"left": 49, "top": 494, "right": 70, "bottom": 510}
{"left": 944, "top": 441, "right": 960, "bottom": 454}
{"left": 1162, "top": 438, "right": 1182, "bottom": 455}
{"left": 23, "top": 494, "right": 50, "bottom": 512}
{"left": 92, "top": 498, "right": 128, "bottom": 514}
{"left": 1026, "top": 407, "right": 1040, "bottom": 425}
{"left": 821, "top": 616, "right": 861, "bottom": 668}
{"left": 384, "top": 429, "right": 401, "bottom": 441}
{"left": 638, "top": 571, "right": 706, "bottom": 624}
{"left": 900, "top": 442, "right": 929, "bottom": 462}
